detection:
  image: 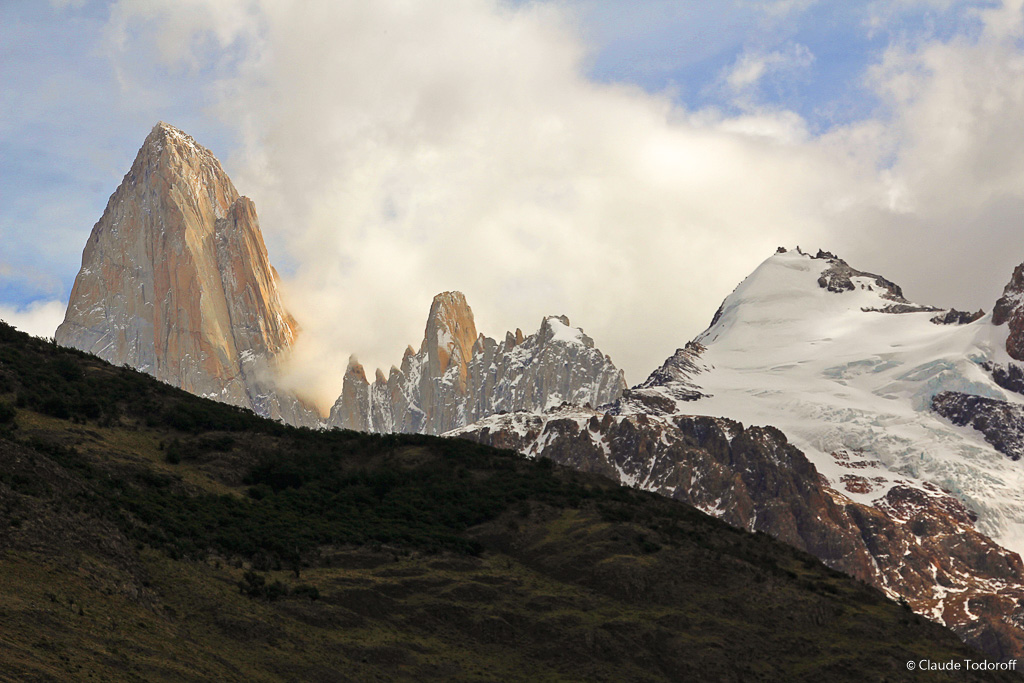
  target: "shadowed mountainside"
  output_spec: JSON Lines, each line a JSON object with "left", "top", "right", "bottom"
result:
{"left": 0, "top": 321, "right": 1017, "bottom": 681}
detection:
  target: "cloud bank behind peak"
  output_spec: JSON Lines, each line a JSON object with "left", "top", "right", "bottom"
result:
{"left": 93, "top": 0, "right": 1024, "bottom": 407}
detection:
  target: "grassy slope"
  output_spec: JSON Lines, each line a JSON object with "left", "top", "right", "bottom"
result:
{"left": 0, "top": 322, "right": 1017, "bottom": 682}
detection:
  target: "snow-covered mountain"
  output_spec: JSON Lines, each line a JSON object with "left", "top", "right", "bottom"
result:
{"left": 453, "top": 247, "right": 1024, "bottom": 659}
{"left": 55, "top": 123, "right": 317, "bottom": 426}
{"left": 328, "top": 291, "right": 626, "bottom": 435}
{"left": 625, "top": 247, "right": 1024, "bottom": 555}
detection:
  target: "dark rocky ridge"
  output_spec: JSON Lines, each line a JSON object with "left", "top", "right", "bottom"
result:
{"left": 812, "top": 252, "right": 947, "bottom": 314}
{"left": 814, "top": 252, "right": 908, "bottom": 300}
{"left": 615, "top": 341, "right": 709, "bottom": 413}
{"left": 931, "top": 308, "right": 986, "bottom": 325}
{"left": 932, "top": 391, "right": 1024, "bottom": 461}
{"left": 861, "top": 303, "right": 944, "bottom": 314}
{"left": 984, "top": 361, "right": 1024, "bottom": 396}
{"left": 993, "top": 262, "right": 1024, "bottom": 360}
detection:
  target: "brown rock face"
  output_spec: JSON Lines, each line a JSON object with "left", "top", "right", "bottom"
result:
{"left": 56, "top": 123, "right": 313, "bottom": 425}
{"left": 993, "top": 262, "right": 1024, "bottom": 360}
{"left": 422, "top": 292, "right": 477, "bottom": 394}
{"left": 418, "top": 292, "right": 478, "bottom": 430}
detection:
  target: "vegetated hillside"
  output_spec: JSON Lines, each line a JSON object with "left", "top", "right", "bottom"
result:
{"left": 0, "top": 322, "right": 1015, "bottom": 682}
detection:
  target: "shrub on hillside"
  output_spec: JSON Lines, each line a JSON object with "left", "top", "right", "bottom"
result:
{"left": 40, "top": 396, "right": 70, "bottom": 420}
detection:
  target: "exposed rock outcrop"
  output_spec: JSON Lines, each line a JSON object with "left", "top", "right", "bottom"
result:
{"left": 614, "top": 341, "right": 709, "bottom": 414}
{"left": 56, "top": 123, "right": 315, "bottom": 425}
{"left": 815, "top": 253, "right": 906, "bottom": 300}
{"left": 993, "top": 262, "right": 1024, "bottom": 360}
{"left": 982, "top": 361, "right": 1024, "bottom": 396}
{"left": 931, "top": 308, "right": 985, "bottom": 325}
{"left": 813, "top": 252, "right": 945, "bottom": 313}
{"left": 932, "top": 391, "right": 1024, "bottom": 461}
{"left": 328, "top": 292, "right": 626, "bottom": 435}
{"left": 861, "top": 303, "right": 943, "bottom": 314}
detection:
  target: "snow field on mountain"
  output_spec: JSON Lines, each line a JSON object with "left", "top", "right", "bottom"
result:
{"left": 544, "top": 316, "right": 586, "bottom": 346}
{"left": 683, "top": 251, "right": 1024, "bottom": 554}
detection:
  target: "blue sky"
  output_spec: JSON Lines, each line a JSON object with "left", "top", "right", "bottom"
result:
{"left": 579, "top": 2, "right": 979, "bottom": 124}
{"left": 2, "top": 0, "right": 1023, "bottom": 391}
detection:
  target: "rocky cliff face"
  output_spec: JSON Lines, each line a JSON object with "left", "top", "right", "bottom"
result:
{"left": 56, "top": 123, "right": 314, "bottom": 425}
{"left": 933, "top": 391, "right": 1024, "bottom": 461}
{"left": 328, "top": 292, "right": 626, "bottom": 435}
{"left": 614, "top": 341, "right": 709, "bottom": 414}
{"left": 993, "top": 262, "right": 1024, "bottom": 360}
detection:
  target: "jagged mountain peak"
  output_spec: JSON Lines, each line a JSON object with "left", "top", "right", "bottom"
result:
{"left": 537, "top": 314, "right": 594, "bottom": 348}
{"left": 502, "top": 331, "right": 517, "bottom": 350}
{"left": 698, "top": 248, "right": 948, "bottom": 347}
{"left": 422, "top": 291, "right": 477, "bottom": 388}
{"left": 138, "top": 121, "right": 223, "bottom": 177}
{"left": 56, "top": 123, "right": 313, "bottom": 426}
{"left": 147, "top": 120, "right": 198, "bottom": 145}
{"left": 109, "top": 121, "right": 242, "bottom": 242}
{"left": 345, "top": 355, "right": 368, "bottom": 384}
{"left": 425, "top": 291, "right": 475, "bottom": 333}
{"left": 329, "top": 292, "right": 627, "bottom": 435}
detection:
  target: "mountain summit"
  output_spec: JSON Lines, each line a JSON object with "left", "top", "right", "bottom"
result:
{"left": 633, "top": 248, "right": 1024, "bottom": 549}
{"left": 329, "top": 291, "right": 627, "bottom": 435}
{"left": 56, "top": 122, "right": 313, "bottom": 425}
{"left": 422, "top": 291, "right": 478, "bottom": 403}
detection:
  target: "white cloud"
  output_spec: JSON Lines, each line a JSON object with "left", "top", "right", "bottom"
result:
{"left": 829, "top": 0, "right": 1024, "bottom": 307}
{"left": 977, "top": 0, "right": 1024, "bottom": 39}
{"left": 106, "top": 0, "right": 857, "bottom": 406}
{"left": 105, "top": 0, "right": 259, "bottom": 69}
{"left": 727, "top": 54, "right": 771, "bottom": 91}
{"left": 0, "top": 300, "right": 65, "bottom": 339}
{"left": 867, "top": 38, "right": 1024, "bottom": 214}
{"left": 99, "top": 0, "right": 1024, "bottom": 410}
{"left": 725, "top": 43, "right": 815, "bottom": 93}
